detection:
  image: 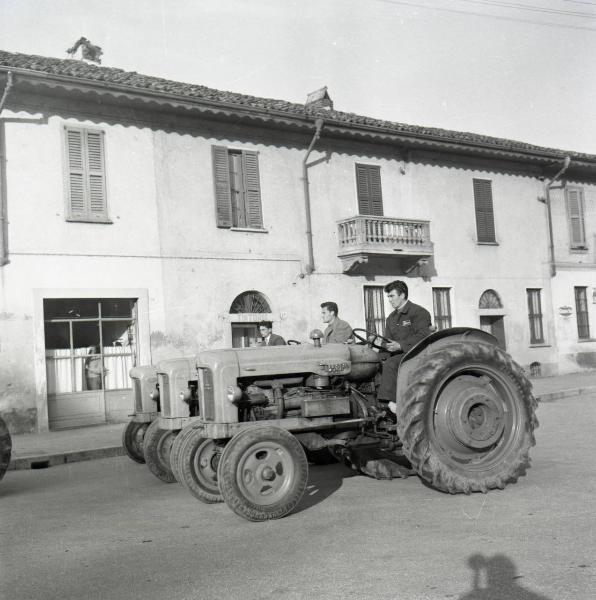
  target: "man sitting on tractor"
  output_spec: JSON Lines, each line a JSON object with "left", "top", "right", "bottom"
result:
{"left": 376, "top": 280, "right": 433, "bottom": 413}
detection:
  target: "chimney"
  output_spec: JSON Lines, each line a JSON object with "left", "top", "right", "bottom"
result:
{"left": 305, "top": 87, "right": 333, "bottom": 110}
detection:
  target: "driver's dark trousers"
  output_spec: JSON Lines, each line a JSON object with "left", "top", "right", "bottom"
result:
{"left": 377, "top": 353, "right": 405, "bottom": 402}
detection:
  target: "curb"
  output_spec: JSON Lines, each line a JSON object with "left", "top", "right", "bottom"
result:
{"left": 9, "top": 445, "right": 125, "bottom": 471}
{"left": 535, "top": 385, "right": 596, "bottom": 403}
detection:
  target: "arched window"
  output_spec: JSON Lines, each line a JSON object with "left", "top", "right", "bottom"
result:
{"left": 229, "top": 291, "right": 271, "bottom": 314}
{"left": 479, "top": 289, "right": 503, "bottom": 309}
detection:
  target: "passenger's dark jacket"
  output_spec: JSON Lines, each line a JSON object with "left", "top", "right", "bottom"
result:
{"left": 384, "top": 300, "right": 432, "bottom": 354}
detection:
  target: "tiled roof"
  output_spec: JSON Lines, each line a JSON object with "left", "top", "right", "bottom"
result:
{"left": 1, "top": 49, "right": 595, "bottom": 162}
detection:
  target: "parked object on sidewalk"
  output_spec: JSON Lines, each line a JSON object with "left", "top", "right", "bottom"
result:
{"left": 125, "top": 326, "right": 538, "bottom": 522}
{"left": 0, "top": 416, "right": 11, "bottom": 481}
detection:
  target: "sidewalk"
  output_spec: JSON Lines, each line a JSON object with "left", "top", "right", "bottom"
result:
{"left": 7, "top": 370, "right": 596, "bottom": 472}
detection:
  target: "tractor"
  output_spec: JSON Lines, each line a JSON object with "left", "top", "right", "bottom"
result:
{"left": 123, "top": 327, "right": 538, "bottom": 521}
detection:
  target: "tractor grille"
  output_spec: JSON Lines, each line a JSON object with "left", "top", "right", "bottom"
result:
{"left": 158, "top": 373, "right": 171, "bottom": 417}
{"left": 198, "top": 368, "right": 214, "bottom": 421}
{"left": 132, "top": 378, "right": 142, "bottom": 413}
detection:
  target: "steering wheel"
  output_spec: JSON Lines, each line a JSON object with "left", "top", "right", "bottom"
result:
{"left": 287, "top": 340, "right": 301, "bottom": 346}
{"left": 352, "top": 328, "right": 394, "bottom": 351}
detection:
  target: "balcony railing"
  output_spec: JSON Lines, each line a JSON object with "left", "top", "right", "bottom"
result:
{"left": 338, "top": 215, "right": 433, "bottom": 254}
{"left": 337, "top": 215, "right": 433, "bottom": 273}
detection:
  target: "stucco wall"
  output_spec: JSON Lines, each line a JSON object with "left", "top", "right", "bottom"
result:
{"left": 1, "top": 100, "right": 594, "bottom": 431}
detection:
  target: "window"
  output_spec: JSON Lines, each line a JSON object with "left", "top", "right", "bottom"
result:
{"left": 479, "top": 289, "right": 503, "bottom": 309}
{"left": 566, "top": 187, "right": 587, "bottom": 249}
{"left": 473, "top": 179, "right": 496, "bottom": 243}
{"left": 526, "top": 289, "right": 544, "bottom": 344}
{"left": 230, "top": 291, "right": 271, "bottom": 314}
{"left": 44, "top": 298, "right": 137, "bottom": 394}
{"left": 433, "top": 288, "right": 452, "bottom": 330}
{"left": 364, "top": 286, "right": 385, "bottom": 334}
{"left": 212, "top": 146, "right": 263, "bottom": 229}
{"left": 355, "top": 164, "right": 383, "bottom": 216}
{"left": 575, "top": 287, "right": 590, "bottom": 340}
{"left": 64, "top": 127, "right": 109, "bottom": 222}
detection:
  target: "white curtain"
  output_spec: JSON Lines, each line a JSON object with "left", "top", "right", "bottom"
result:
{"left": 46, "top": 347, "right": 133, "bottom": 394}
{"left": 103, "top": 346, "right": 134, "bottom": 390}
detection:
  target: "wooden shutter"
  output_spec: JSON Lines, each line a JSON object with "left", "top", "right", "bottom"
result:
{"left": 356, "top": 164, "right": 383, "bottom": 216}
{"left": 241, "top": 150, "right": 263, "bottom": 228}
{"left": 566, "top": 188, "right": 586, "bottom": 248}
{"left": 86, "top": 131, "right": 107, "bottom": 219}
{"left": 66, "top": 129, "right": 86, "bottom": 217}
{"left": 212, "top": 145, "right": 233, "bottom": 228}
{"left": 473, "top": 179, "right": 496, "bottom": 243}
{"left": 66, "top": 128, "right": 107, "bottom": 221}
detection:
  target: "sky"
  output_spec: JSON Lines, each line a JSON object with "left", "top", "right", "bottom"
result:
{"left": 1, "top": 0, "right": 596, "bottom": 153}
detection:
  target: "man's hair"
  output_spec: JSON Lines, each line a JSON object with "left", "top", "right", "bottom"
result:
{"left": 384, "top": 280, "right": 409, "bottom": 300}
{"left": 257, "top": 320, "right": 273, "bottom": 329}
{"left": 320, "top": 301, "right": 338, "bottom": 316}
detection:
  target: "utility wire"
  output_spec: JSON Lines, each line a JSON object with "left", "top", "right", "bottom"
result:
{"left": 458, "top": 0, "right": 596, "bottom": 19}
{"left": 376, "top": 0, "right": 596, "bottom": 31}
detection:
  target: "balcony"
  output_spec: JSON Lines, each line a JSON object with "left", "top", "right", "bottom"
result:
{"left": 337, "top": 215, "right": 434, "bottom": 274}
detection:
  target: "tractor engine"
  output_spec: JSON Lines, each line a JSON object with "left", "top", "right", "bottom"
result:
{"left": 234, "top": 344, "right": 381, "bottom": 422}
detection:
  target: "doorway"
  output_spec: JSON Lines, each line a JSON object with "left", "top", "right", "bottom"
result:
{"left": 43, "top": 298, "right": 137, "bottom": 429}
{"left": 480, "top": 315, "right": 506, "bottom": 350}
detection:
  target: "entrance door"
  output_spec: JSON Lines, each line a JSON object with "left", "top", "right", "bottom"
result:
{"left": 480, "top": 316, "right": 506, "bottom": 350}
{"left": 231, "top": 323, "right": 259, "bottom": 348}
{"left": 44, "top": 298, "right": 137, "bottom": 429}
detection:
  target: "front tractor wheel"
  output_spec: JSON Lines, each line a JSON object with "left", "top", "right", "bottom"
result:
{"left": 0, "top": 417, "right": 11, "bottom": 482}
{"left": 396, "top": 341, "right": 538, "bottom": 494}
{"left": 177, "top": 429, "right": 223, "bottom": 503}
{"left": 122, "top": 420, "right": 150, "bottom": 464}
{"left": 218, "top": 427, "right": 308, "bottom": 521}
{"left": 143, "top": 420, "right": 178, "bottom": 483}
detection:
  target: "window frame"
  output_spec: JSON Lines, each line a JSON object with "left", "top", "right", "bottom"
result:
{"left": 363, "top": 285, "right": 386, "bottom": 335}
{"left": 62, "top": 125, "right": 111, "bottom": 224}
{"left": 355, "top": 163, "right": 384, "bottom": 216}
{"left": 574, "top": 286, "right": 590, "bottom": 340}
{"left": 212, "top": 145, "right": 265, "bottom": 231}
{"left": 526, "top": 288, "right": 545, "bottom": 345}
{"left": 432, "top": 287, "right": 452, "bottom": 330}
{"left": 473, "top": 178, "right": 497, "bottom": 244}
{"left": 565, "top": 186, "right": 587, "bottom": 251}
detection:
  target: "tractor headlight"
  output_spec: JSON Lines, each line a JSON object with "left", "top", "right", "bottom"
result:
{"left": 226, "top": 385, "right": 242, "bottom": 403}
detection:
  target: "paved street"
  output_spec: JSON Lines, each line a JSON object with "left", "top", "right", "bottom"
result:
{"left": 1, "top": 395, "right": 595, "bottom": 600}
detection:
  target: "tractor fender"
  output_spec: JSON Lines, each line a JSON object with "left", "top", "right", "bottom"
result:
{"left": 396, "top": 327, "right": 499, "bottom": 396}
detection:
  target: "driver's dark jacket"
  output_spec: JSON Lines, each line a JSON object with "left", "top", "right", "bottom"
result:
{"left": 384, "top": 300, "right": 432, "bottom": 354}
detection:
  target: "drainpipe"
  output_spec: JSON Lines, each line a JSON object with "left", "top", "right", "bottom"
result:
{"left": 302, "top": 118, "right": 325, "bottom": 274}
{"left": 0, "top": 71, "right": 13, "bottom": 267}
{"left": 544, "top": 156, "right": 571, "bottom": 278}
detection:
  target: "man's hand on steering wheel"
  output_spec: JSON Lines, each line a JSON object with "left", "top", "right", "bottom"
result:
{"left": 352, "top": 328, "right": 399, "bottom": 352}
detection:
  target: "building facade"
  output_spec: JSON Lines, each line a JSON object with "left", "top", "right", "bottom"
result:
{"left": 2, "top": 50, "right": 596, "bottom": 433}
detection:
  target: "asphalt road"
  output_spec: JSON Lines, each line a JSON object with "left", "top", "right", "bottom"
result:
{"left": 1, "top": 394, "right": 595, "bottom": 600}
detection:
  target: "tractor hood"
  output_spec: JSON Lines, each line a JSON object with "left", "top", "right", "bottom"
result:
{"left": 196, "top": 343, "right": 352, "bottom": 379}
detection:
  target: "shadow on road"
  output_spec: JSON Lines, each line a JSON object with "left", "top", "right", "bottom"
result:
{"left": 293, "top": 461, "right": 355, "bottom": 514}
{"left": 458, "top": 553, "right": 552, "bottom": 600}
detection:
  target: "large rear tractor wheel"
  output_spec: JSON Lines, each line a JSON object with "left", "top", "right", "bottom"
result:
{"left": 177, "top": 429, "right": 223, "bottom": 503}
{"left": 122, "top": 420, "right": 149, "bottom": 464}
{"left": 143, "top": 420, "right": 179, "bottom": 483}
{"left": 396, "top": 341, "right": 538, "bottom": 494}
{"left": 0, "top": 417, "right": 11, "bottom": 482}
{"left": 218, "top": 427, "right": 308, "bottom": 521}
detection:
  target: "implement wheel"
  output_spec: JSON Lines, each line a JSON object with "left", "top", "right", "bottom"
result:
{"left": 396, "top": 341, "right": 538, "bottom": 494}
{"left": 122, "top": 421, "right": 149, "bottom": 464}
{"left": 143, "top": 420, "right": 178, "bottom": 483}
{"left": 218, "top": 427, "right": 308, "bottom": 521}
{"left": 0, "top": 417, "right": 11, "bottom": 482}
{"left": 177, "top": 429, "right": 223, "bottom": 503}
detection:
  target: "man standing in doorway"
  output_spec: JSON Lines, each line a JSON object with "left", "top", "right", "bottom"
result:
{"left": 321, "top": 301, "right": 353, "bottom": 344}
{"left": 257, "top": 321, "right": 286, "bottom": 346}
{"left": 377, "top": 280, "right": 432, "bottom": 412}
